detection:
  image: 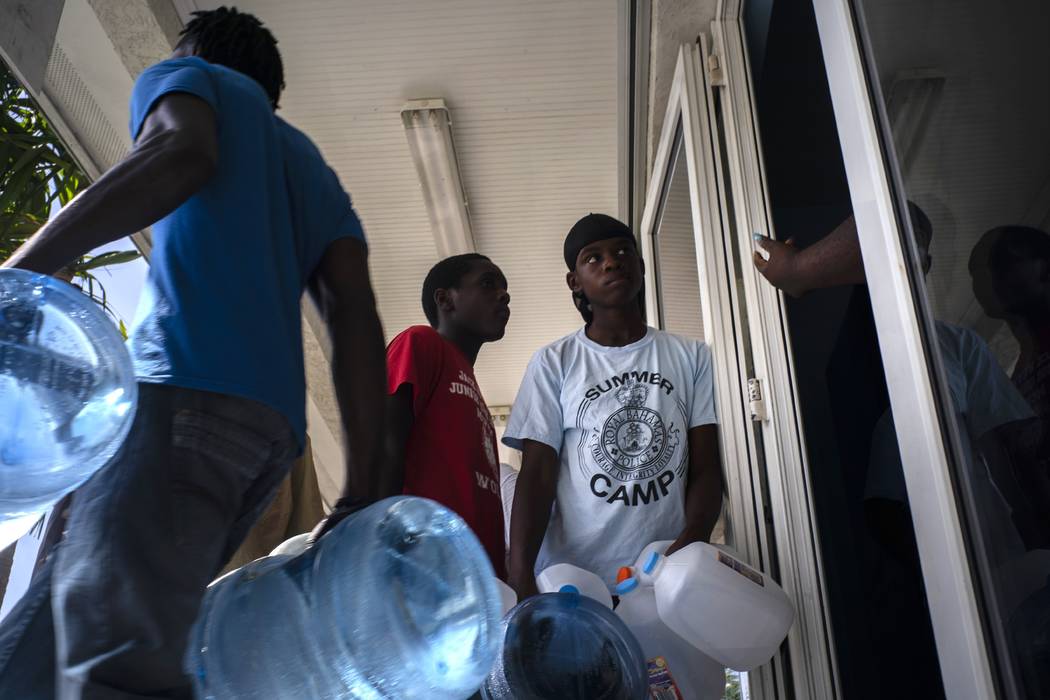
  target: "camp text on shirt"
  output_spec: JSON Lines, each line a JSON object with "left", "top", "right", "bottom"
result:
{"left": 503, "top": 326, "right": 717, "bottom": 585}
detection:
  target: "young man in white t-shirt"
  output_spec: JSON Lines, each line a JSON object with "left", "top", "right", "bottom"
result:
{"left": 503, "top": 213, "right": 724, "bottom": 598}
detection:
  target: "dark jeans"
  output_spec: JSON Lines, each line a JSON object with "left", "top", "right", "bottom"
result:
{"left": 0, "top": 384, "right": 297, "bottom": 699}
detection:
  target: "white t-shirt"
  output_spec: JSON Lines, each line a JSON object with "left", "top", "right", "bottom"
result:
{"left": 499, "top": 462, "right": 518, "bottom": 549}
{"left": 866, "top": 321, "right": 1034, "bottom": 504}
{"left": 503, "top": 327, "right": 717, "bottom": 586}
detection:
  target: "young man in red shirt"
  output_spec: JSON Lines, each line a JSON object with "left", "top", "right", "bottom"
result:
{"left": 382, "top": 254, "right": 511, "bottom": 577}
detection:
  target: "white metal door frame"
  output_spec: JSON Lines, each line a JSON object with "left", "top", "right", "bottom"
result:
{"left": 707, "top": 5, "right": 840, "bottom": 696}
{"left": 810, "top": 0, "right": 998, "bottom": 697}
{"left": 637, "top": 42, "right": 783, "bottom": 699}
{"left": 640, "top": 44, "right": 765, "bottom": 596}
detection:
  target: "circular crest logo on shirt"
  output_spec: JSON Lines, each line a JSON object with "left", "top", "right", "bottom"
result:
{"left": 596, "top": 382, "right": 670, "bottom": 480}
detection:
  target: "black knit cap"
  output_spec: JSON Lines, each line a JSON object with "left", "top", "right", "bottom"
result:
{"left": 564, "top": 213, "right": 637, "bottom": 270}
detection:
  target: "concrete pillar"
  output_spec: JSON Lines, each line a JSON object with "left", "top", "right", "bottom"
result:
{"left": 86, "top": 0, "right": 182, "bottom": 78}
{"left": 645, "top": 0, "right": 715, "bottom": 179}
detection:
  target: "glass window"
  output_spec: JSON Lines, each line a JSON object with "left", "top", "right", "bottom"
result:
{"left": 745, "top": 2, "right": 947, "bottom": 697}
{"left": 853, "top": 0, "right": 1050, "bottom": 695}
{"left": 651, "top": 123, "right": 706, "bottom": 342}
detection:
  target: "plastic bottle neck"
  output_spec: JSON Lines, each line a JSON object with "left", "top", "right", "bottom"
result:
{"left": 642, "top": 551, "right": 666, "bottom": 579}
{"left": 614, "top": 577, "right": 640, "bottom": 597}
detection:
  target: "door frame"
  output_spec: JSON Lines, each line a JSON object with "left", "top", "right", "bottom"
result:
{"left": 810, "top": 0, "right": 999, "bottom": 696}
{"left": 708, "top": 3, "right": 840, "bottom": 696}
{"left": 637, "top": 39, "right": 767, "bottom": 615}
{"left": 637, "top": 41, "right": 840, "bottom": 699}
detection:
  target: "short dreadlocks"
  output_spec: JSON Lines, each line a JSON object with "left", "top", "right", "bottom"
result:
{"left": 176, "top": 6, "right": 285, "bottom": 109}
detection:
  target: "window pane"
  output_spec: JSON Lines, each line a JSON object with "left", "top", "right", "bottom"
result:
{"left": 855, "top": 0, "right": 1050, "bottom": 695}
{"left": 653, "top": 123, "right": 705, "bottom": 341}
{"left": 745, "top": 2, "right": 946, "bottom": 697}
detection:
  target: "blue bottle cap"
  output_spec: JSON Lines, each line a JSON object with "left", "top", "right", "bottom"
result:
{"left": 615, "top": 578, "right": 639, "bottom": 595}
{"left": 643, "top": 552, "right": 661, "bottom": 574}
{"left": 559, "top": 584, "right": 580, "bottom": 595}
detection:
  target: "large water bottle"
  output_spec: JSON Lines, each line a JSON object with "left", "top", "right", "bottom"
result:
{"left": 268, "top": 530, "right": 519, "bottom": 615}
{"left": 0, "top": 269, "right": 136, "bottom": 542}
{"left": 481, "top": 591, "right": 648, "bottom": 699}
{"left": 187, "top": 496, "right": 502, "bottom": 699}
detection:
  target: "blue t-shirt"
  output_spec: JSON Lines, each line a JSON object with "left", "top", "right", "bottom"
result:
{"left": 127, "top": 56, "right": 365, "bottom": 446}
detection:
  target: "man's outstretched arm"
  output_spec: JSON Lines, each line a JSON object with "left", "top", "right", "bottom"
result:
{"left": 379, "top": 386, "right": 413, "bottom": 499}
{"left": 308, "top": 237, "right": 387, "bottom": 529}
{"left": 752, "top": 216, "right": 865, "bottom": 297}
{"left": 3, "top": 93, "right": 217, "bottom": 273}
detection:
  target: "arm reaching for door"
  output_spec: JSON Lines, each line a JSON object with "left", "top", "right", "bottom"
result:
{"left": 753, "top": 202, "right": 932, "bottom": 296}
{"left": 752, "top": 216, "right": 865, "bottom": 297}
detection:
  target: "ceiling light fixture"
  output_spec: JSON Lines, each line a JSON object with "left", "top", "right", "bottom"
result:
{"left": 401, "top": 98, "right": 475, "bottom": 256}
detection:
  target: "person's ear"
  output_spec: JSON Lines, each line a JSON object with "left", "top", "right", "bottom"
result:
{"left": 566, "top": 270, "right": 582, "bottom": 294}
{"left": 435, "top": 288, "right": 455, "bottom": 316}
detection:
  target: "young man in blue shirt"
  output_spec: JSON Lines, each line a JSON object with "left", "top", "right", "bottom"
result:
{"left": 0, "top": 8, "right": 385, "bottom": 698}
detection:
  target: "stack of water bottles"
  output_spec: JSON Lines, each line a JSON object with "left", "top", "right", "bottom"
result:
{"left": 488, "top": 541, "right": 794, "bottom": 700}
{"left": 0, "top": 269, "right": 137, "bottom": 546}
{"left": 188, "top": 496, "right": 504, "bottom": 699}
{"left": 1, "top": 267, "right": 797, "bottom": 699}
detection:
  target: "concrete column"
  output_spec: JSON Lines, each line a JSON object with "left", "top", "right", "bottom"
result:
{"left": 645, "top": 0, "right": 715, "bottom": 179}
{"left": 86, "top": 0, "right": 182, "bottom": 78}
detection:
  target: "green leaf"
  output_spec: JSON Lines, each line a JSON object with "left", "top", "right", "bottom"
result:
{"left": 70, "top": 250, "right": 141, "bottom": 271}
{"left": 0, "top": 164, "right": 43, "bottom": 214}
{"left": 2, "top": 57, "right": 135, "bottom": 309}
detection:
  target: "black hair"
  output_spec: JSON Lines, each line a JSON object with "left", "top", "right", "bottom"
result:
{"left": 975, "top": 225, "right": 1050, "bottom": 273}
{"left": 421, "top": 253, "right": 492, "bottom": 327}
{"left": 177, "top": 7, "right": 285, "bottom": 109}
{"left": 907, "top": 200, "right": 932, "bottom": 252}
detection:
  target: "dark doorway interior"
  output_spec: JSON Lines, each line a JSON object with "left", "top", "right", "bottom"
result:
{"left": 745, "top": 2, "right": 946, "bottom": 697}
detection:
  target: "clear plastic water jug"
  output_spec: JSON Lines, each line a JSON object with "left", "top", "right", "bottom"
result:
{"left": 187, "top": 496, "right": 502, "bottom": 699}
{"left": 268, "top": 530, "right": 519, "bottom": 615}
{"left": 535, "top": 562, "right": 613, "bottom": 609}
{"left": 481, "top": 591, "right": 648, "bottom": 699}
{"left": 615, "top": 576, "right": 726, "bottom": 699}
{"left": 269, "top": 531, "right": 310, "bottom": 557}
{"left": 0, "top": 269, "right": 136, "bottom": 541}
{"left": 647, "top": 541, "right": 794, "bottom": 670}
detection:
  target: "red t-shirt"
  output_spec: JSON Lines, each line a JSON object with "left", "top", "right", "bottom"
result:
{"left": 386, "top": 326, "right": 506, "bottom": 579}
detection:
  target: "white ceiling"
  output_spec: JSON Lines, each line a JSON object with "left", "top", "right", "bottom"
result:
{"left": 191, "top": 0, "right": 624, "bottom": 408}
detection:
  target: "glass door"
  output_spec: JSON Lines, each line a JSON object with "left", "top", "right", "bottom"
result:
{"left": 638, "top": 35, "right": 841, "bottom": 698}
{"left": 709, "top": 5, "right": 840, "bottom": 698}
{"left": 812, "top": 0, "right": 1049, "bottom": 697}
{"left": 638, "top": 41, "right": 777, "bottom": 699}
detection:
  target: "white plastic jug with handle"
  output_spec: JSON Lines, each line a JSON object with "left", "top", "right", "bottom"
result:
{"left": 494, "top": 578, "right": 518, "bottom": 616}
{"left": 615, "top": 576, "right": 726, "bottom": 700}
{"left": 632, "top": 540, "right": 674, "bottom": 586}
{"left": 535, "top": 563, "right": 613, "bottom": 609}
{"left": 648, "top": 541, "right": 794, "bottom": 671}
